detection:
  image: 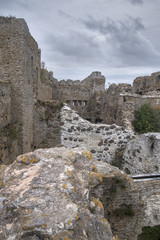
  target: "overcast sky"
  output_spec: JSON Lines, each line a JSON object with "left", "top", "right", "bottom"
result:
{"left": 0, "top": 0, "right": 160, "bottom": 86}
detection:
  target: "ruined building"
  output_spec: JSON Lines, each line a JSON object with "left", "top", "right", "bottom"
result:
{"left": 1, "top": 17, "right": 160, "bottom": 240}
{"left": 1, "top": 16, "right": 160, "bottom": 164}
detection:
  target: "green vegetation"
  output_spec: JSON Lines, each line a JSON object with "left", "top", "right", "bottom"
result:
{"left": 9, "top": 123, "right": 23, "bottom": 140}
{"left": 110, "top": 176, "right": 126, "bottom": 196}
{"left": 89, "top": 206, "right": 96, "bottom": 214}
{"left": 112, "top": 176, "right": 126, "bottom": 189}
{"left": 113, "top": 204, "right": 135, "bottom": 219}
{"left": 40, "top": 115, "right": 46, "bottom": 121}
{"left": 133, "top": 104, "right": 160, "bottom": 134}
{"left": 138, "top": 226, "right": 160, "bottom": 240}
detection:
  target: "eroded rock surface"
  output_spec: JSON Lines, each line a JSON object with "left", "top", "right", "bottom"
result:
{"left": 122, "top": 133, "right": 160, "bottom": 174}
{"left": 0, "top": 147, "right": 114, "bottom": 240}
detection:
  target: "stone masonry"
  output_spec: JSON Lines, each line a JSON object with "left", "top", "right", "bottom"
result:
{"left": 52, "top": 71, "right": 105, "bottom": 123}
{"left": 61, "top": 104, "right": 135, "bottom": 164}
{"left": 1, "top": 16, "right": 160, "bottom": 165}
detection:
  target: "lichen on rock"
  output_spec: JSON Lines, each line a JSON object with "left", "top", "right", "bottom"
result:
{"left": 0, "top": 147, "right": 113, "bottom": 240}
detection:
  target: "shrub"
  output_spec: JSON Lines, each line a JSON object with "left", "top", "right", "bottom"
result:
{"left": 113, "top": 204, "right": 135, "bottom": 218}
{"left": 137, "top": 225, "right": 160, "bottom": 240}
{"left": 112, "top": 176, "right": 126, "bottom": 189}
{"left": 133, "top": 104, "right": 160, "bottom": 134}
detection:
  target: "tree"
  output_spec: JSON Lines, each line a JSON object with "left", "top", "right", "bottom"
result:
{"left": 133, "top": 104, "right": 160, "bottom": 134}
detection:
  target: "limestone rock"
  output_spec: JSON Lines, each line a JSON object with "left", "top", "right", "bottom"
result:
{"left": 122, "top": 133, "right": 160, "bottom": 174}
{"left": 0, "top": 147, "right": 113, "bottom": 240}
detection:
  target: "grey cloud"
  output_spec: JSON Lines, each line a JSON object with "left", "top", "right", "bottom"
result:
{"left": 129, "top": 0, "right": 143, "bottom": 4}
{"left": 58, "top": 10, "right": 77, "bottom": 22}
{"left": 44, "top": 30, "right": 104, "bottom": 67}
{"left": 82, "top": 16, "right": 160, "bottom": 67}
{"left": 83, "top": 16, "right": 144, "bottom": 36}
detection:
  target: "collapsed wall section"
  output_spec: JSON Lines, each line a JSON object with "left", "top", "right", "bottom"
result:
{"left": 60, "top": 104, "right": 134, "bottom": 163}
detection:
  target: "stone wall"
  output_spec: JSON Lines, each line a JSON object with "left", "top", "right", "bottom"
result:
{"left": 0, "top": 81, "right": 11, "bottom": 129}
{"left": 0, "top": 80, "right": 19, "bottom": 165}
{"left": 0, "top": 16, "right": 41, "bottom": 155}
{"left": 133, "top": 72, "right": 160, "bottom": 94}
{"left": 61, "top": 105, "right": 134, "bottom": 163}
{"left": 134, "top": 179, "right": 160, "bottom": 229}
{"left": 102, "top": 79, "right": 160, "bottom": 129}
{"left": 95, "top": 162, "right": 144, "bottom": 240}
{"left": 52, "top": 72, "right": 105, "bottom": 122}
{"left": 38, "top": 68, "right": 53, "bottom": 101}
{"left": 118, "top": 133, "right": 160, "bottom": 175}
{"left": 102, "top": 84, "right": 133, "bottom": 128}
{"left": 0, "top": 17, "right": 54, "bottom": 162}
{"left": 33, "top": 100, "right": 62, "bottom": 149}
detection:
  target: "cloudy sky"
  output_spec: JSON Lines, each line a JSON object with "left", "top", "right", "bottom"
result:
{"left": 1, "top": 0, "right": 160, "bottom": 86}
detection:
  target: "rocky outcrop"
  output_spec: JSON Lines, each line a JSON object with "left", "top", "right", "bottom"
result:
{"left": 0, "top": 147, "right": 115, "bottom": 240}
{"left": 121, "top": 133, "right": 160, "bottom": 174}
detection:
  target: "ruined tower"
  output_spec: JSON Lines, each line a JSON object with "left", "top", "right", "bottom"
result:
{"left": 0, "top": 17, "right": 41, "bottom": 155}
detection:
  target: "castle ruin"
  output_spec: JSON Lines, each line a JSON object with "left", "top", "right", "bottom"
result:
{"left": 1, "top": 16, "right": 160, "bottom": 164}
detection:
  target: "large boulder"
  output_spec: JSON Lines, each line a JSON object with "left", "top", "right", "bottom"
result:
{"left": 0, "top": 147, "right": 114, "bottom": 240}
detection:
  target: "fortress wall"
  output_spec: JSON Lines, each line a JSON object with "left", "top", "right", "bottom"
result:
{"left": 102, "top": 81, "right": 160, "bottom": 129}
{"left": 0, "top": 17, "right": 41, "bottom": 154}
{"left": 102, "top": 84, "right": 133, "bottom": 127}
{"left": 10, "top": 17, "right": 40, "bottom": 154}
{"left": 0, "top": 81, "right": 11, "bottom": 128}
{"left": 52, "top": 72, "right": 105, "bottom": 122}
{"left": 0, "top": 17, "right": 11, "bottom": 82}
{"left": 33, "top": 100, "right": 61, "bottom": 149}
{"left": 38, "top": 68, "right": 53, "bottom": 101}
{"left": 133, "top": 72, "right": 160, "bottom": 94}
{"left": 61, "top": 105, "right": 134, "bottom": 163}
{"left": 52, "top": 71, "right": 105, "bottom": 102}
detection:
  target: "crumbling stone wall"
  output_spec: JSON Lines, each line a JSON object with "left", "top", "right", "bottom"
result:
{"left": 134, "top": 180, "right": 160, "bottom": 229}
{"left": 38, "top": 68, "right": 53, "bottom": 101}
{"left": 115, "top": 133, "right": 160, "bottom": 175}
{"left": 103, "top": 75, "right": 160, "bottom": 129}
{"left": 0, "top": 81, "right": 11, "bottom": 128}
{"left": 33, "top": 100, "right": 62, "bottom": 149}
{"left": 133, "top": 72, "right": 160, "bottom": 94}
{"left": 53, "top": 72, "right": 105, "bottom": 122}
{"left": 61, "top": 105, "right": 134, "bottom": 163}
{"left": 102, "top": 83, "right": 134, "bottom": 128}
{"left": 0, "top": 16, "right": 41, "bottom": 155}
{"left": 0, "top": 17, "right": 54, "bottom": 162}
{"left": 93, "top": 161, "right": 144, "bottom": 240}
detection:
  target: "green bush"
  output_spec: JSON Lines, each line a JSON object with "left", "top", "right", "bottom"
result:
{"left": 113, "top": 204, "right": 135, "bottom": 218}
{"left": 133, "top": 104, "right": 160, "bottom": 134}
{"left": 138, "top": 226, "right": 160, "bottom": 240}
